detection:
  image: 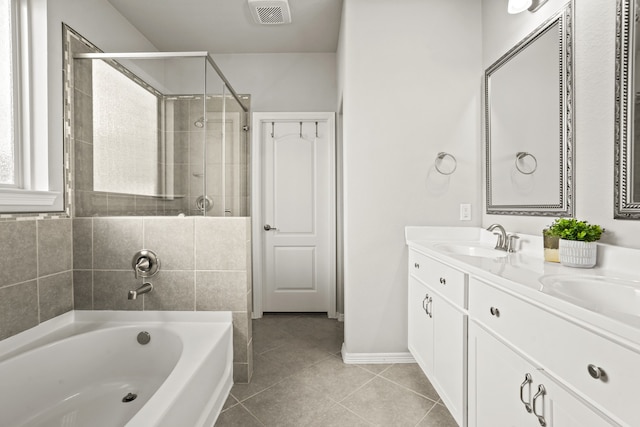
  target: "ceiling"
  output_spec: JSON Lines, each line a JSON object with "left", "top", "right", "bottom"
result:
{"left": 107, "top": 0, "right": 343, "bottom": 54}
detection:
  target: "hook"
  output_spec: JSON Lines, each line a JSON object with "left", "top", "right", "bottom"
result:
{"left": 515, "top": 152, "right": 538, "bottom": 174}
{"left": 434, "top": 152, "right": 457, "bottom": 175}
{"left": 271, "top": 122, "right": 274, "bottom": 138}
{"left": 315, "top": 121, "right": 319, "bottom": 138}
{"left": 299, "top": 122, "right": 303, "bottom": 138}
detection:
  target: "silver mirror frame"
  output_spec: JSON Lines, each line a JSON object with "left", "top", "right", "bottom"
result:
{"left": 485, "top": 4, "right": 574, "bottom": 217}
{"left": 614, "top": 0, "right": 640, "bottom": 219}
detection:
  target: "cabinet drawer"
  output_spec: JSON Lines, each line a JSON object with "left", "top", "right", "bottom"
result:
{"left": 470, "top": 277, "right": 640, "bottom": 426}
{"left": 409, "top": 250, "right": 466, "bottom": 308}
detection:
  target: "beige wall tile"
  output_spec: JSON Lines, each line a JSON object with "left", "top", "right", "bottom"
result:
{"left": 0, "top": 221, "right": 37, "bottom": 287}
{"left": 73, "top": 270, "right": 93, "bottom": 310}
{"left": 94, "top": 270, "right": 143, "bottom": 310}
{"left": 143, "top": 270, "right": 195, "bottom": 311}
{"left": 195, "top": 217, "right": 248, "bottom": 270}
{"left": 0, "top": 281, "right": 38, "bottom": 340}
{"left": 73, "top": 218, "right": 93, "bottom": 269}
{"left": 143, "top": 218, "right": 195, "bottom": 270}
{"left": 38, "top": 219, "right": 72, "bottom": 276}
{"left": 93, "top": 218, "right": 143, "bottom": 270}
{"left": 39, "top": 271, "right": 73, "bottom": 322}
{"left": 196, "top": 271, "right": 247, "bottom": 311}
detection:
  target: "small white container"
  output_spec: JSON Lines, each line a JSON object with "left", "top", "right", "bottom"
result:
{"left": 559, "top": 239, "right": 597, "bottom": 268}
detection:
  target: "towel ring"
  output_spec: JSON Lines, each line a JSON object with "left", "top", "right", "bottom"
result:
{"left": 435, "top": 152, "right": 457, "bottom": 175}
{"left": 515, "top": 152, "right": 538, "bottom": 175}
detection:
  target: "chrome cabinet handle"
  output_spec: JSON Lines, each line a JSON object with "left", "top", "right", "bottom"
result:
{"left": 427, "top": 296, "right": 433, "bottom": 318}
{"left": 532, "top": 384, "right": 547, "bottom": 426}
{"left": 489, "top": 306, "right": 500, "bottom": 317}
{"left": 422, "top": 294, "right": 429, "bottom": 314}
{"left": 264, "top": 224, "right": 278, "bottom": 231}
{"left": 587, "top": 364, "right": 606, "bottom": 380}
{"left": 439, "top": 277, "right": 446, "bottom": 285}
{"left": 519, "top": 373, "right": 532, "bottom": 413}
{"left": 414, "top": 262, "right": 420, "bottom": 269}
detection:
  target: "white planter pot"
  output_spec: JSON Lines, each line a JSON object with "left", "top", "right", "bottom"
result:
{"left": 559, "top": 239, "right": 597, "bottom": 268}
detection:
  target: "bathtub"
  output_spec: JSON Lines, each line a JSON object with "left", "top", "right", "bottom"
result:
{"left": 0, "top": 310, "right": 233, "bottom": 427}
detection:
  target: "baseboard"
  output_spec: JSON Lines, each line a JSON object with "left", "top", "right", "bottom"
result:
{"left": 341, "top": 343, "right": 416, "bottom": 364}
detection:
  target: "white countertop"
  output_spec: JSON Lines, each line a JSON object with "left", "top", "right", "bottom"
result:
{"left": 405, "top": 226, "right": 640, "bottom": 349}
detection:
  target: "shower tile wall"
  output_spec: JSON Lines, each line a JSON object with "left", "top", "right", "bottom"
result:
{"left": 72, "top": 216, "right": 253, "bottom": 383}
{"left": 0, "top": 218, "right": 73, "bottom": 341}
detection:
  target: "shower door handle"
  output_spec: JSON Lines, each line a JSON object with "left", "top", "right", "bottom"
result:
{"left": 264, "top": 224, "right": 278, "bottom": 231}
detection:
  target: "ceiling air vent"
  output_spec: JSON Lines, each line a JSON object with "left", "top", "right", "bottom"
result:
{"left": 248, "top": 0, "right": 292, "bottom": 25}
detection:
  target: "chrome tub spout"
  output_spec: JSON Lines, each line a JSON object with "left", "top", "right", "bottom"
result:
{"left": 128, "top": 282, "right": 153, "bottom": 300}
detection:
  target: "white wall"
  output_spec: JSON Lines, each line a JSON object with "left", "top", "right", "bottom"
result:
{"left": 482, "top": 0, "right": 640, "bottom": 249}
{"left": 213, "top": 53, "right": 337, "bottom": 112}
{"left": 339, "top": 0, "right": 482, "bottom": 354}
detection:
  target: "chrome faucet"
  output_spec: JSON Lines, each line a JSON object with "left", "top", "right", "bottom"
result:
{"left": 486, "top": 224, "right": 519, "bottom": 253}
{"left": 128, "top": 282, "right": 153, "bottom": 300}
{"left": 486, "top": 223, "right": 508, "bottom": 251}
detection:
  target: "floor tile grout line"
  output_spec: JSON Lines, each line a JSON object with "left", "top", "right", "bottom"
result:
{"left": 413, "top": 399, "right": 440, "bottom": 427}
{"left": 333, "top": 401, "right": 377, "bottom": 426}
{"left": 376, "top": 370, "right": 441, "bottom": 403}
{"left": 237, "top": 401, "right": 267, "bottom": 427}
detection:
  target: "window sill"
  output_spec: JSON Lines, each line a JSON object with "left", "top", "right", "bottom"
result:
{"left": 0, "top": 189, "right": 60, "bottom": 206}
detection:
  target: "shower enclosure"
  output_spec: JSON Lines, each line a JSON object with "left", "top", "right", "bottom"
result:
{"left": 67, "top": 35, "right": 250, "bottom": 217}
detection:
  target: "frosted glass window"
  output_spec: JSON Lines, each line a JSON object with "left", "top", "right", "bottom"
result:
{"left": 92, "top": 60, "right": 159, "bottom": 196}
{"left": 0, "top": 0, "right": 16, "bottom": 186}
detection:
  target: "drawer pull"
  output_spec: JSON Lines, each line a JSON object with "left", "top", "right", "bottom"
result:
{"left": 414, "top": 263, "right": 420, "bottom": 269}
{"left": 439, "top": 277, "right": 446, "bottom": 285}
{"left": 426, "top": 296, "right": 433, "bottom": 318}
{"left": 422, "top": 294, "right": 429, "bottom": 314}
{"left": 519, "top": 373, "right": 532, "bottom": 413}
{"left": 489, "top": 306, "right": 500, "bottom": 317}
{"left": 587, "top": 364, "right": 606, "bottom": 380}
{"left": 532, "top": 384, "right": 547, "bottom": 426}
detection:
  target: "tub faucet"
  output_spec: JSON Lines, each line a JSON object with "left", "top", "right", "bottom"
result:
{"left": 128, "top": 282, "right": 153, "bottom": 300}
{"left": 486, "top": 223, "right": 508, "bottom": 251}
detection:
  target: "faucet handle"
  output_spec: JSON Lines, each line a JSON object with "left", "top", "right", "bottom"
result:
{"left": 132, "top": 250, "right": 160, "bottom": 279}
{"left": 507, "top": 234, "right": 520, "bottom": 253}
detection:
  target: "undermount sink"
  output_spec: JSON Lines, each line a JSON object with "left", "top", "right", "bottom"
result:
{"left": 434, "top": 242, "right": 508, "bottom": 258}
{"left": 538, "top": 274, "right": 640, "bottom": 319}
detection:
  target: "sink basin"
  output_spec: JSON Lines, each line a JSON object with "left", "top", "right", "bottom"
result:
{"left": 434, "top": 242, "right": 508, "bottom": 258}
{"left": 538, "top": 274, "right": 640, "bottom": 319}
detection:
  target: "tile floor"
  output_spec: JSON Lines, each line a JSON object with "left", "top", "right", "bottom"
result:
{"left": 215, "top": 313, "right": 458, "bottom": 427}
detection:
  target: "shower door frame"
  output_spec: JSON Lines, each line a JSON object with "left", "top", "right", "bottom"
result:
{"left": 251, "top": 112, "right": 337, "bottom": 319}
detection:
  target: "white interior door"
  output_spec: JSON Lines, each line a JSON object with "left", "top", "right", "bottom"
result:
{"left": 261, "top": 117, "right": 335, "bottom": 312}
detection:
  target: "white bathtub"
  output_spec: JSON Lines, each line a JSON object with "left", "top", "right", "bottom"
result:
{"left": 0, "top": 311, "right": 233, "bottom": 427}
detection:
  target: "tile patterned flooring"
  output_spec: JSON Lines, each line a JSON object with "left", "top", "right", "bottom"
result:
{"left": 215, "top": 314, "right": 458, "bottom": 427}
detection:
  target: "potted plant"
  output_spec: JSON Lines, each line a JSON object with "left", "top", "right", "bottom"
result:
{"left": 546, "top": 218, "right": 604, "bottom": 268}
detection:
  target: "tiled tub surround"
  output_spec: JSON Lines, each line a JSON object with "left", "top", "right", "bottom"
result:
{"left": 72, "top": 216, "right": 253, "bottom": 383}
{"left": 0, "top": 218, "right": 73, "bottom": 341}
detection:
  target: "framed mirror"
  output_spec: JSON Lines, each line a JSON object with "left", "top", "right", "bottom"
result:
{"left": 485, "top": 4, "right": 574, "bottom": 216}
{"left": 615, "top": 0, "right": 640, "bottom": 219}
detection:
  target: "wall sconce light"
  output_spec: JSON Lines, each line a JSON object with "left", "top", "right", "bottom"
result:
{"left": 508, "top": 0, "right": 548, "bottom": 14}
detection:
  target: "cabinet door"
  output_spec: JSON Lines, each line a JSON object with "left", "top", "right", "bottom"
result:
{"left": 408, "top": 277, "right": 434, "bottom": 377}
{"left": 535, "top": 372, "right": 614, "bottom": 427}
{"left": 432, "top": 293, "right": 466, "bottom": 425}
{"left": 469, "top": 322, "right": 615, "bottom": 427}
{"left": 469, "top": 322, "right": 535, "bottom": 427}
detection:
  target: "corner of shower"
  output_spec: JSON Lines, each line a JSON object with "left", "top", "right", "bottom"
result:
{"left": 67, "top": 40, "right": 251, "bottom": 218}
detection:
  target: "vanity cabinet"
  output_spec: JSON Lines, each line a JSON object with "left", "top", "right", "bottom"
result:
{"left": 469, "top": 322, "right": 613, "bottom": 427}
{"left": 408, "top": 249, "right": 466, "bottom": 426}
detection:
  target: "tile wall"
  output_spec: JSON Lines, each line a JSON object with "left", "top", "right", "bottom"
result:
{"left": 0, "top": 218, "right": 74, "bottom": 341}
{"left": 72, "top": 216, "right": 253, "bottom": 383}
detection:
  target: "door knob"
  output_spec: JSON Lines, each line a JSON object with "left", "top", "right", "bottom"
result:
{"left": 264, "top": 224, "right": 278, "bottom": 231}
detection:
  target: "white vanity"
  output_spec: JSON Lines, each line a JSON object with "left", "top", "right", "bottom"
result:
{"left": 406, "top": 226, "right": 640, "bottom": 427}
